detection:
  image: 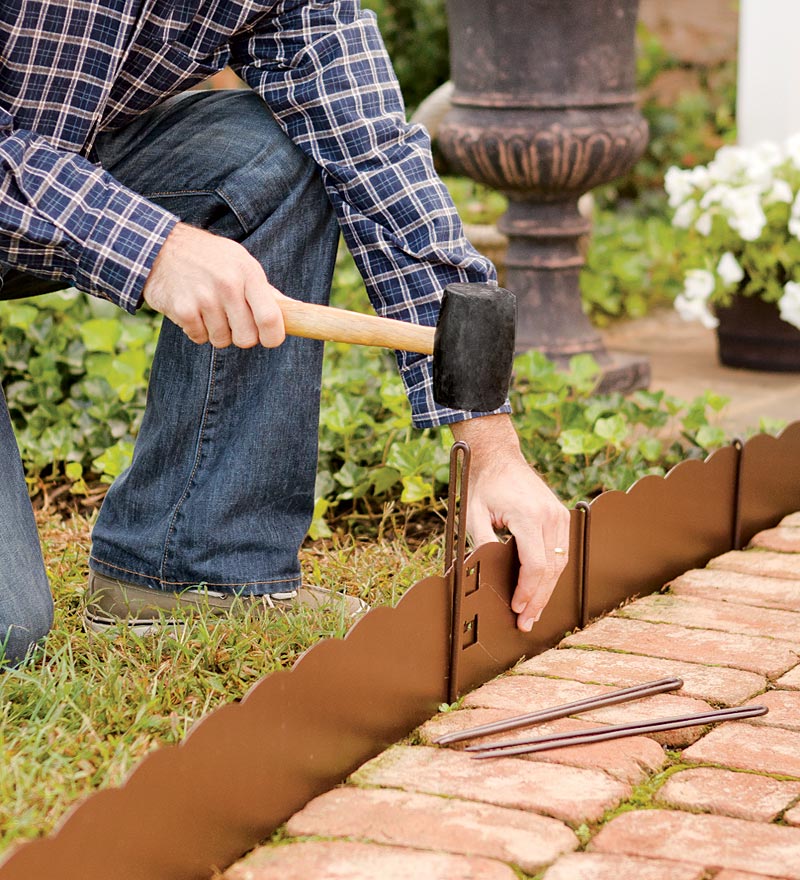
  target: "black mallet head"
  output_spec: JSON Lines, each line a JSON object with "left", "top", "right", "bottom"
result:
{"left": 433, "top": 283, "right": 517, "bottom": 412}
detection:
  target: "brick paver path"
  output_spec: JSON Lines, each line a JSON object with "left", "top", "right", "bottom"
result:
{"left": 222, "top": 516, "right": 800, "bottom": 879}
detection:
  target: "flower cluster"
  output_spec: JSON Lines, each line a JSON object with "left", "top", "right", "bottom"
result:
{"left": 665, "top": 135, "right": 800, "bottom": 330}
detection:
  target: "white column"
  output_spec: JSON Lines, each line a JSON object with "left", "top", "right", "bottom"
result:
{"left": 738, "top": 0, "right": 800, "bottom": 146}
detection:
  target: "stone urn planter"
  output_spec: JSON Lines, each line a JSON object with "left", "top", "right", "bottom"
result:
{"left": 715, "top": 295, "right": 800, "bottom": 372}
{"left": 438, "top": 0, "right": 650, "bottom": 390}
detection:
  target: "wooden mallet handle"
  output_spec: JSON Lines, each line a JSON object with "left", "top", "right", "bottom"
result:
{"left": 278, "top": 297, "right": 434, "bottom": 355}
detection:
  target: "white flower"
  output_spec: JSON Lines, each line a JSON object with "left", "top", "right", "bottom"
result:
{"left": 674, "top": 269, "right": 718, "bottom": 328}
{"left": 672, "top": 200, "right": 696, "bottom": 229}
{"left": 686, "top": 165, "right": 711, "bottom": 191}
{"left": 695, "top": 212, "right": 713, "bottom": 236}
{"left": 752, "top": 141, "right": 785, "bottom": 168}
{"left": 778, "top": 281, "right": 800, "bottom": 330}
{"left": 674, "top": 293, "right": 719, "bottom": 329}
{"left": 790, "top": 192, "right": 800, "bottom": 240}
{"left": 683, "top": 269, "right": 715, "bottom": 301}
{"left": 767, "top": 179, "right": 794, "bottom": 204}
{"left": 708, "top": 145, "right": 753, "bottom": 186}
{"left": 722, "top": 186, "right": 767, "bottom": 241}
{"left": 786, "top": 133, "right": 800, "bottom": 170}
{"left": 717, "top": 252, "right": 744, "bottom": 286}
{"left": 699, "top": 183, "right": 730, "bottom": 209}
{"left": 664, "top": 166, "right": 694, "bottom": 207}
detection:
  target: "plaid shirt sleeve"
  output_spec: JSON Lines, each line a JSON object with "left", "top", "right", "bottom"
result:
{"left": 230, "top": 0, "right": 511, "bottom": 428}
{"left": 0, "top": 106, "right": 178, "bottom": 313}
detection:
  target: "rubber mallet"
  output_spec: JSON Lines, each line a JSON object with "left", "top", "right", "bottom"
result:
{"left": 278, "top": 282, "right": 517, "bottom": 412}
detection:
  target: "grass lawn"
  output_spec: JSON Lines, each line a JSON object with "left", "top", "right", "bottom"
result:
{"left": 0, "top": 509, "right": 441, "bottom": 856}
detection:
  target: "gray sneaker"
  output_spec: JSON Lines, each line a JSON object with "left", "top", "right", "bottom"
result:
{"left": 84, "top": 570, "right": 369, "bottom": 635}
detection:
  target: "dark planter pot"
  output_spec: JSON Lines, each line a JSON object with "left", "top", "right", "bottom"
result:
{"left": 715, "top": 295, "right": 800, "bottom": 372}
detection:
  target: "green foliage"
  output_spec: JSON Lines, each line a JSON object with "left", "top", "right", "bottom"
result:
{"left": 0, "top": 291, "right": 160, "bottom": 488}
{"left": 510, "top": 352, "right": 728, "bottom": 503}
{"left": 580, "top": 196, "right": 687, "bottom": 325}
{"left": 361, "top": 0, "right": 450, "bottom": 110}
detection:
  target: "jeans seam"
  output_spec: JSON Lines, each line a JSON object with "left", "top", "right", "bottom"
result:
{"left": 215, "top": 188, "right": 250, "bottom": 235}
{"left": 143, "top": 188, "right": 216, "bottom": 198}
{"left": 158, "top": 347, "right": 218, "bottom": 583}
{"left": 89, "top": 556, "right": 301, "bottom": 588}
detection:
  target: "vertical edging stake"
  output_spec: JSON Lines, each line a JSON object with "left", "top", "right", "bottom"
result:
{"left": 445, "top": 441, "right": 471, "bottom": 704}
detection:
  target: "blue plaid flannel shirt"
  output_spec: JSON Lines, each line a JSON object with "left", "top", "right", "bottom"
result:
{"left": 0, "top": 0, "right": 507, "bottom": 428}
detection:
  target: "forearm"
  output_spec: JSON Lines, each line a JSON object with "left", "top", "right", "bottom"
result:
{"left": 0, "top": 113, "right": 177, "bottom": 311}
{"left": 450, "top": 413, "right": 524, "bottom": 464}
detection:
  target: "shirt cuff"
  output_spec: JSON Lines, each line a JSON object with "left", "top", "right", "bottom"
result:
{"left": 401, "top": 352, "right": 513, "bottom": 429}
{"left": 76, "top": 187, "right": 179, "bottom": 314}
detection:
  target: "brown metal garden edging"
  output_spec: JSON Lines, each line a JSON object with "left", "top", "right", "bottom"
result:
{"left": 2, "top": 421, "right": 800, "bottom": 880}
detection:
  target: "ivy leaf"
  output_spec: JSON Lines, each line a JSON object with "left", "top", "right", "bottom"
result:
{"left": 558, "top": 429, "right": 605, "bottom": 457}
{"left": 80, "top": 319, "right": 123, "bottom": 354}
{"left": 400, "top": 474, "right": 431, "bottom": 504}
{"left": 93, "top": 440, "right": 135, "bottom": 484}
{"left": 594, "top": 415, "right": 630, "bottom": 447}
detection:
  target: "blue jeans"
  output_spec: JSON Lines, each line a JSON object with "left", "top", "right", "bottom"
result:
{"left": 1, "top": 90, "right": 339, "bottom": 658}
{"left": 0, "top": 385, "right": 53, "bottom": 664}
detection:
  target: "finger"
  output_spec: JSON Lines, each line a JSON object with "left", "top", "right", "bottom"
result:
{"left": 244, "top": 267, "right": 285, "bottom": 348}
{"left": 224, "top": 294, "right": 260, "bottom": 349}
{"left": 180, "top": 313, "right": 209, "bottom": 346}
{"left": 466, "top": 502, "right": 500, "bottom": 548}
{"left": 202, "top": 305, "right": 233, "bottom": 349}
{"left": 521, "top": 512, "right": 571, "bottom": 628}
{"left": 510, "top": 520, "right": 547, "bottom": 629}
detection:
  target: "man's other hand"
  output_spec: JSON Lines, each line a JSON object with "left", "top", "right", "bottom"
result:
{"left": 450, "top": 414, "right": 571, "bottom": 633}
{"left": 142, "top": 223, "right": 286, "bottom": 349}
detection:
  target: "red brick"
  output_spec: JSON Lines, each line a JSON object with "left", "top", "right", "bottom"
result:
{"left": 777, "top": 666, "right": 800, "bottom": 690}
{"left": 784, "top": 803, "right": 800, "bottom": 826}
{"left": 419, "top": 709, "right": 666, "bottom": 785}
{"left": 715, "top": 873, "right": 791, "bottom": 880}
{"left": 751, "top": 527, "right": 800, "bottom": 553}
{"left": 752, "top": 690, "right": 800, "bottom": 730}
{"left": 516, "top": 647, "right": 766, "bottom": 706}
{"left": 710, "top": 550, "right": 800, "bottom": 581}
{"left": 656, "top": 767, "right": 800, "bottom": 822}
{"left": 286, "top": 788, "right": 578, "bottom": 874}
{"left": 682, "top": 722, "right": 800, "bottom": 778}
{"left": 222, "top": 840, "right": 517, "bottom": 879}
{"left": 592, "top": 809, "right": 800, "bottom": 878}
{"left": 560, "top": 617, "right": 798, "bottom": 678}
{"left": 463, "top": 675, "right": 608, "bottom": 713}
{"left": 616, "top": 593, "right": 800, "bottom": 643}
{"left": 670, "top": 567, "right": 800, "bottom": 612}
{"left": 463, "top": 672, "right": 711, "bottom": 747}
{"left": 542, "top": 853, "right": 705, "bottom": 880}
{"left": 351, "top": 745, "right": 630, "bottom": 824}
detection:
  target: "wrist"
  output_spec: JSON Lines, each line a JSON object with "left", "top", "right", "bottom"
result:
{"left": 450, "top": 414, "right": 523, "bottom": 464}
